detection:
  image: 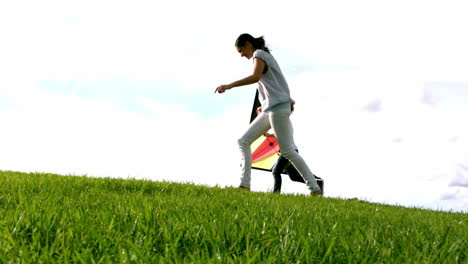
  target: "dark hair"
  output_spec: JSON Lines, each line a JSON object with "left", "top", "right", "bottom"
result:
{"left": 235, "top": 33, "right": 270, "bottom": 53}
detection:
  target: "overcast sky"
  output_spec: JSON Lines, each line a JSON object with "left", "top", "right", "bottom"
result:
{"left": 1, "top": 0, "right": 467, "bottom": 212}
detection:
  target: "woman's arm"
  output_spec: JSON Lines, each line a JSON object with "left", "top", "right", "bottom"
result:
{"left": 215, "top": 58, "right": 266, "bottom": 93}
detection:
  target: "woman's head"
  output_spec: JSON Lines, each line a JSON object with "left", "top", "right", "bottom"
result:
{"left": 235, "top": 33, "right": 270, "bottom": 59}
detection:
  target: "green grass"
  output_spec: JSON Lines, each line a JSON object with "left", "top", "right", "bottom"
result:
{"left": 0, "top": 170, "right": 466, "bottom": 263}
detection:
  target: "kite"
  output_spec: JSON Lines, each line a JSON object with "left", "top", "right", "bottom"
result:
{"left": 249, "top": 90, "right": 324, "bottom": 191}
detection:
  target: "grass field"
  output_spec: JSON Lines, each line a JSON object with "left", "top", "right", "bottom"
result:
{"left": 0, "top": 170, "right": 466, "bottom": 263}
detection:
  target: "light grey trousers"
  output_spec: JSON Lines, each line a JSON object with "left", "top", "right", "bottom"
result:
{"left": 238, "top": 106, "right": 321, "bottom": 192}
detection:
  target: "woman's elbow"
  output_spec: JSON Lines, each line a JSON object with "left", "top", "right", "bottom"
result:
{"left": 251, "top": 74, "right": 261, "bottom": 83}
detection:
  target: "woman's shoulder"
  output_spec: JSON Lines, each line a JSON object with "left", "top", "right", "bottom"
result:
{"left": 254, "top": 49, "right": 271, "bottom": 57}
{"left": 254, "top": 49, "right": 273, "bottom": 62}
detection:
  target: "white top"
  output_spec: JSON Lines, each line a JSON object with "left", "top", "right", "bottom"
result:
{"left": 253, "top": 49, "right": 291, "bottom": 112}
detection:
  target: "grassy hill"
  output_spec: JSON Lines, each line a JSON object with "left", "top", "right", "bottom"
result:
{"left": 0, "top": 170, "right": 466, "bottom": 263}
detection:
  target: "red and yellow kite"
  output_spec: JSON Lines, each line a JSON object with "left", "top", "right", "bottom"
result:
{"left": 249, "top": 91, "right": 324, "bottom": 190}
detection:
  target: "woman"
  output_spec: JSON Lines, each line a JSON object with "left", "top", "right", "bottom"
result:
{"left": 215, "top": 33, "right": 322, "bottom": 196}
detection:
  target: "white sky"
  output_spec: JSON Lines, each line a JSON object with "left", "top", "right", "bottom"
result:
{"left": 1, "top": 0, "right": 467, "bottom": 212}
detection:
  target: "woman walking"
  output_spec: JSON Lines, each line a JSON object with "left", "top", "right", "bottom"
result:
{"left": 215, "top": 33, "right": 322, "bottom": 196}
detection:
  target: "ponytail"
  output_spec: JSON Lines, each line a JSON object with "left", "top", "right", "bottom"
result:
{"left": 254, "top": 36, "right": 270, "bottom": 53}
{"left": 235, "top": 33, "right": 271, "bottom": 53}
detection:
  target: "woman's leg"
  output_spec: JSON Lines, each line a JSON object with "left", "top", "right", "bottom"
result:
{"left": 237, "top": 112, "right": 271, "bottom": 188}
{"left": 269, "top": 108, "right": 321, "bottom": 193}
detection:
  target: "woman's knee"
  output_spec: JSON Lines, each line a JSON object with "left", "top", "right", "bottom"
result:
{"left": 280, "top": 148, "right": 298, "bottom": 160}
{"left": 237, "top": 137, "right": 250, "bottom": 148}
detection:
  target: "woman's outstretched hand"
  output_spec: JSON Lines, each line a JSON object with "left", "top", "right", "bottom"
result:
{"left": 214, "top": 84, "right": 231, "bottom": 94}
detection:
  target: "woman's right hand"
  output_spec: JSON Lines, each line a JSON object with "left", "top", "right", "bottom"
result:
{"left": 214, "top": 84, "right": 231, "bottom": 93}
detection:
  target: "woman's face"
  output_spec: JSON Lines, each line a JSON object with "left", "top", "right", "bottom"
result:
{"left": 236, "top": 41, "right": 254, "bottom": 59}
